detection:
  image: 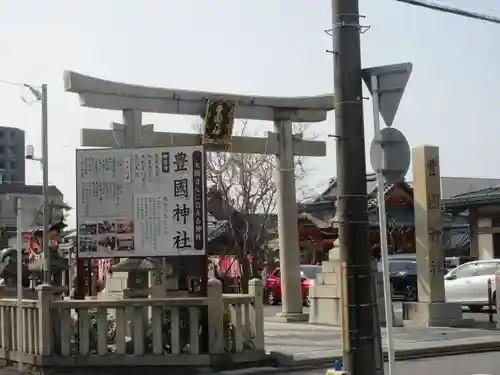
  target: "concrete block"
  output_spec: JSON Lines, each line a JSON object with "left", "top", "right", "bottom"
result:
{"left": 322, "top": 261, "right": 342, "bottom": 274}
{"left": 309, "top": 296, "right": 342, "bottom": 326}
{"left": 328, "top": 247, "right": 341, "bottom": 260}
{"left": 403, "top": 301, "right": 463, "bottom": 327}
{"left": 310, "top": 285, "right": 341, "bottom": 299}
{"left": 316, "top": 273, "right": 340, "bottom": 286}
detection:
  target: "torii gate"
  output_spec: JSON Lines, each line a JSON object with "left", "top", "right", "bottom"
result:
{"left": 64, "top": 71, "right": 334, "bottom": 321}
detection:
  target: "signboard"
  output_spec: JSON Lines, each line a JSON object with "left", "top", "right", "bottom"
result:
{"left": 362, "top": 62, "right": 412, "bottom": 127}
{"left": 202, "top": 99, "right": 236, "bottom": 147}
{"left": 76, "top": 146, "right": 206, "bottom": 258}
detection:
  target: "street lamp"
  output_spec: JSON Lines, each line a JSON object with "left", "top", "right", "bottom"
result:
{"left": 24, "top": 83, "right": 51, "bottom": 284}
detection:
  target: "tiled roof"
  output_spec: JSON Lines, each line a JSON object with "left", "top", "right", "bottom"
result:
{"left": 443, "top": 186, "right": 500, "bottom": 208}
{"left": 317, "top": 173, "right": 378, "bottom": 201}
{"left": 0, "top": 183, "right": 62, "bottom": 196}
{"left": 301, "top": 180, "right": 467, "bottom": 230}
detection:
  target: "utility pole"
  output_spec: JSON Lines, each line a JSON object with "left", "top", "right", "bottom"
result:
{"left": 331, "top": 0, "right": 383, "bottom": 374}
{"left": 25, "top": 83, "right": 51, "bottom": 284}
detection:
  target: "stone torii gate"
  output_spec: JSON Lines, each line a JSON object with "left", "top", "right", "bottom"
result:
{"left": 64, "top": 71, "right": 334, "bottom": 321}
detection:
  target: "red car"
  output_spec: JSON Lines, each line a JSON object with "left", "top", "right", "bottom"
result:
{"left": 265, "top": 265, "right": 322, "bottom": 306}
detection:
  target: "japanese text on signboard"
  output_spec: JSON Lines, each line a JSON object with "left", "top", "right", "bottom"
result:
{"left": 76, "top": 146, "right": 206, "bottom": 258}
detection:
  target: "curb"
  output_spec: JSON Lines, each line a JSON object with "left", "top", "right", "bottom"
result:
{"left": 267, "top": 339, "right": 500, "bottom": 372}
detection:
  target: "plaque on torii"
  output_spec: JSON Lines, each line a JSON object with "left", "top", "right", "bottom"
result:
{"left": 64, "top": 70, "right": 334, "bottom": 320}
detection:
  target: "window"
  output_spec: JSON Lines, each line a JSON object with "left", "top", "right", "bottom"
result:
{"left": 390, "top": 261, "right": 417, "bottom": 273}
{"left": 377, "top": 260, "right": 417, "bottom": 273}
{"left": 453, "top": 263, "right": 478, "bottom": 279}
{"left": 476, "top": 262, "right": 500, "bottom": 276}
{"left": 301, "top": 266, "right": 322, "bottom": 279}
{"left": 0, "top": 146, "right": 4, "bottom": 154}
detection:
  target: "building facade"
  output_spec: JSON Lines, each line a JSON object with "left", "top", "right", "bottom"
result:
{"left": 0, "top": 126, "right": 25, "bottom": 184}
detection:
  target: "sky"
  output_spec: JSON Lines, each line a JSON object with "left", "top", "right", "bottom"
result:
{"left": 0, "top": 0, "right": 499, "bottom": 229}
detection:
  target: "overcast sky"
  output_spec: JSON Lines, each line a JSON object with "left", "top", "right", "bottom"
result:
{"left": 0, "top": 0, "right": 498, "bottom": 228}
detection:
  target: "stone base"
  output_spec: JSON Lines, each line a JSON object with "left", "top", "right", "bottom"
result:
{"left": 308, "top": 296, "right": 342, "bottom": 325}
{"left": 274, "top": 312, "right": 309, "bottom": 322}
{"left": 377, "top": 296, "right": 404, "bottom": 327}
{"left": 403, "top": 301, "right": 463, "bottom": 327}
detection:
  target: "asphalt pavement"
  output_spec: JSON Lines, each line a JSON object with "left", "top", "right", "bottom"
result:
{"left": 264, "top": 303, "right": 495, "bottom": 325}
{"left": 268, "top": 352, "right": 499, "bottom": 375}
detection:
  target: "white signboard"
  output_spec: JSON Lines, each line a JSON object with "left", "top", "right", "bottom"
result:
{"left": 76, "top": 146, "right": 206, "bottom": 258}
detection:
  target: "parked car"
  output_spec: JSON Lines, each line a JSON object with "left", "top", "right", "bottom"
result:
{"left": 444, "top": 256, "right": 477, "bottom": 273}
{"left": 445, "top": 259, "right": 500, "bottom": 312}
{"left": 265, "top": 265, "right": 322, "bottom": 307}
{"left": 378, "top": 258, "right": 418, "bottom": 301}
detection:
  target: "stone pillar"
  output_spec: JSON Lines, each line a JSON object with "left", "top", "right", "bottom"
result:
{"left": 404, "top": 145, "right": 462, "bottom": 327}
{"left": 477, "top": 218, "right": 494, "bottom": 260}
{"left": 121, "top": 109, "right": 151, "bottom": 292}
{"left": 273, "top": 116, "right": 305, "bottom": 321}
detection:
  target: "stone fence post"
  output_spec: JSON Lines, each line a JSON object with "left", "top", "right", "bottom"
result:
{"left": 37, "top": 284, "right": 55, "bottom": 356}
{"left": 496, "top": 271, "right": 500, "bottom": 329}
{"left": 248, "top": 278, "right": 264, "bottom": 350}
{"left": 207, "top": 278, "right": 224, "bottom": 354}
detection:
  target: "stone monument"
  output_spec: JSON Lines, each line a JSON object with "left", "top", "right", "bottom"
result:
{"left": 309, "top": 201, "right": 401, "bottom": 326}
{"left": 403, "top": 145, "right": 462, "bottom": 326}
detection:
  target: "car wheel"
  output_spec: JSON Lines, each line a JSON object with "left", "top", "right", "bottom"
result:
{"left": 467, "top": 305, "right": 483, "bottom": 313}
{"left": 303, "top": 290, "right": 311, "bottom": 307}
{"left": 267, "top": 290, "right": 278, "bottom": 305}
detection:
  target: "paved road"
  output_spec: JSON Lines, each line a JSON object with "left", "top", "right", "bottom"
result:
{"left": 264, "top": 304, "right": 496, "bottom": 325}
{"left": 278, "top": 352, "right": 498, "bottom": 375}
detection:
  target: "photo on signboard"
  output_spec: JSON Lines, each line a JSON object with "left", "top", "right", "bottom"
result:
{"left": 116, "top": 220, "right": 134, "bottom": 234}
{"left": 79, "top": 236, "right": 97, "bottom": 253}
{"left": 98, "top": 220, "right": 116, "bottom": 235}
{"left": 116, "top": 235, "right": 134, "bottom": 252}
{"left": 79, "top": 223, "right": 97, "bottom": 236}
{"left": 98, "top": 235, "right": 118, "bottom": 251}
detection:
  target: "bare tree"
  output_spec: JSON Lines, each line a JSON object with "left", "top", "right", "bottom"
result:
{"left": 204, "top": 121, "right": 311, "bottom": 291}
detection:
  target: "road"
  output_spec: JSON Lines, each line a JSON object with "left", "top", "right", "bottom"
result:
{"left": 264, "top": 304, "right": 495, "bottom": 324}
{"left": 278, "top": 352, "right": 498, "bottom": 375}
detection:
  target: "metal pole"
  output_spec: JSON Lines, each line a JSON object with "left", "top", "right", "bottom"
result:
{"left": 68, "top": 246, "right": 73, "bottom": 297}
{"left": 41, "top": 84, "right": 51, "bottom": 284}
{"left": 16, "top": 197, "right": 24, "bottom": 373}
{"left": 331, "top": 0, "right": 383, "bottom": 374}
{"left": 371, "top": 75, "right": 395, "bottom": 375}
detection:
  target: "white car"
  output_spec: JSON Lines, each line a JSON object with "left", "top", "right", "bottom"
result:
{"left": 445, "top": 259, "right": 500, "bottom": 312}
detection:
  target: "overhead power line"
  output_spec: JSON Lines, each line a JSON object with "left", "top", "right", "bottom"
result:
{"left": 395, "top": 0, "right": 500, "bottom": 24}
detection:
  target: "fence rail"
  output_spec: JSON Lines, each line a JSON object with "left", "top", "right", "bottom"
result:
{"left": 0, "top": 278, "right": 265, "bottom": 367}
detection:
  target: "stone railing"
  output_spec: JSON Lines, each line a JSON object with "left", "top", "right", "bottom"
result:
{"left": 0, "top": 298, "right": 40, "bottom": 362}
{"left": 0, "top": 278, "right": 265, "bottom": 368}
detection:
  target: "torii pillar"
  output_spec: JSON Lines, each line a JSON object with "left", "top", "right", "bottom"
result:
{"left": 64, "top": 71, "right": 334, "bottom": 321}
